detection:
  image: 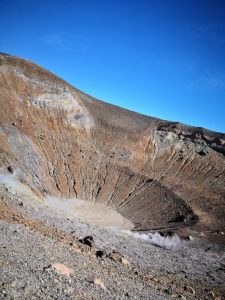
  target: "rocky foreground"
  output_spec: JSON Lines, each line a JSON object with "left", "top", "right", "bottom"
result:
{"left": 1, "top": 180, "right": 225, "bottom": 300}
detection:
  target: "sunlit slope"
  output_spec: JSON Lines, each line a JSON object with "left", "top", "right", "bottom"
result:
{"left": 0, "top": 53, "right": 225, "bottom": 233}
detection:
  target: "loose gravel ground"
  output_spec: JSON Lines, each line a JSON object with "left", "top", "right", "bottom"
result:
{"left": 1, "top": 185, "right": 225, "bottom": 299}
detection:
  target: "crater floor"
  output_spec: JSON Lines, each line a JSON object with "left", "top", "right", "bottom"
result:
{"left": 45, "top": 196, "right": 133, "bottom": 230}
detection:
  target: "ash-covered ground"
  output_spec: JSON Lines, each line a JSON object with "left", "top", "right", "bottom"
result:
{"left": 1, "top": 177, "right": 225, "bottom": 300}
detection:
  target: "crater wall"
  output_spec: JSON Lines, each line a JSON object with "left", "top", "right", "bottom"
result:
{"left": 1, "top": 53, "right": 225, "bottom": 233}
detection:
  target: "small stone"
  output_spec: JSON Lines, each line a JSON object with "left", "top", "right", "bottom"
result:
{"left": 19, "top": 281, "right": 26, "bottom": 289}
{"left": 7, "top": 166, "right": 14, "bottom": 173}
{"left": 86, "top": 276, "right": 106, "bottom": 290}
{"left": 121, "top": 257, "right": 130, "bottom": 267}
{"left": 198, "top": 150, "right": 207, "bottom": 156}
{"left": 94, "top": 278, "right": 106, "bottom": 290}
{"left": 78, "top": 235, "right": 94, "bottom": 248}
{"left": 95, "top": 250, "right": 105, "bottom": 258}
{"left": 184, "top": 285, "right": 195, "bottom": 295}
{"left": 11, "top": 281, "right": 17, "bottom": 288}
{"left": 108, "top": 250, "right": 123, "bottom": 262}
{"left": 51, "top": 263, "right": 74, "bottom": 277}
{"left": 164, "top": 288, "right": 172, "bottom": 295}
{"left": 86, "top": 276, "right": 95, "bottom": 283}
{"left": 208, "top": 291, "right": 215, "bottom": 297}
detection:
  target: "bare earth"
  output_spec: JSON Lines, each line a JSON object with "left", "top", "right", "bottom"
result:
{"left": 1, "top": 183, "right": 225, "bottom": 299}
{"left": 0, "top": 53, "right": 225, "bottom": 299}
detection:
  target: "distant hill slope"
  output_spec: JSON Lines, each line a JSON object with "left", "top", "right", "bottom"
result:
{"left": 0, "top": 53, "right": 224, "bottom": 238}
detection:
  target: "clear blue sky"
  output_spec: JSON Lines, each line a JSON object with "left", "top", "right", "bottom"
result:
{"left": 1, "top": 0, "right": 225, "bottom": 133}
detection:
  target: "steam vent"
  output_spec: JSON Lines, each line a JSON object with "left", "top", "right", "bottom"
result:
{"left": 0, "top": 53, "right": 225, "bottom": 234}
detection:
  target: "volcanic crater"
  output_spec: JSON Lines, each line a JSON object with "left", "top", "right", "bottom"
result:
{"left": 0, "top": 53, "right": 225, "bottom": 237}
{"left": 1, "top": 53, "right": 225, "bottom": 300}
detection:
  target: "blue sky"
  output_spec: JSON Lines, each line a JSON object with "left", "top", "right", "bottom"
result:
{"left": 1, "top": 0, "right": 225, "bottom": 133}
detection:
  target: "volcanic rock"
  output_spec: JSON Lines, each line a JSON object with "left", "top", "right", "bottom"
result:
{"left": 0, "top": 53, "right": 225, "bottom": 299}
{"left": 0, "top": 53, "right": 224, "bottom": 237}
{"left": 79, "top": 235, "right": 94, "bottom": 248}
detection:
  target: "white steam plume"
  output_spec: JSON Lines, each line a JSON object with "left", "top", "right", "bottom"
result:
{"left": 0, "top": 170, "right": 20, "bottom": 190}
{"left": 122, "top": 230, "right": 181, "bottom": 250}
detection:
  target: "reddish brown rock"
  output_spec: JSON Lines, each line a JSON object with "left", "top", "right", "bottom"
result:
{"left": 0, "top": 53, "right": 225, "bottom": 240}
